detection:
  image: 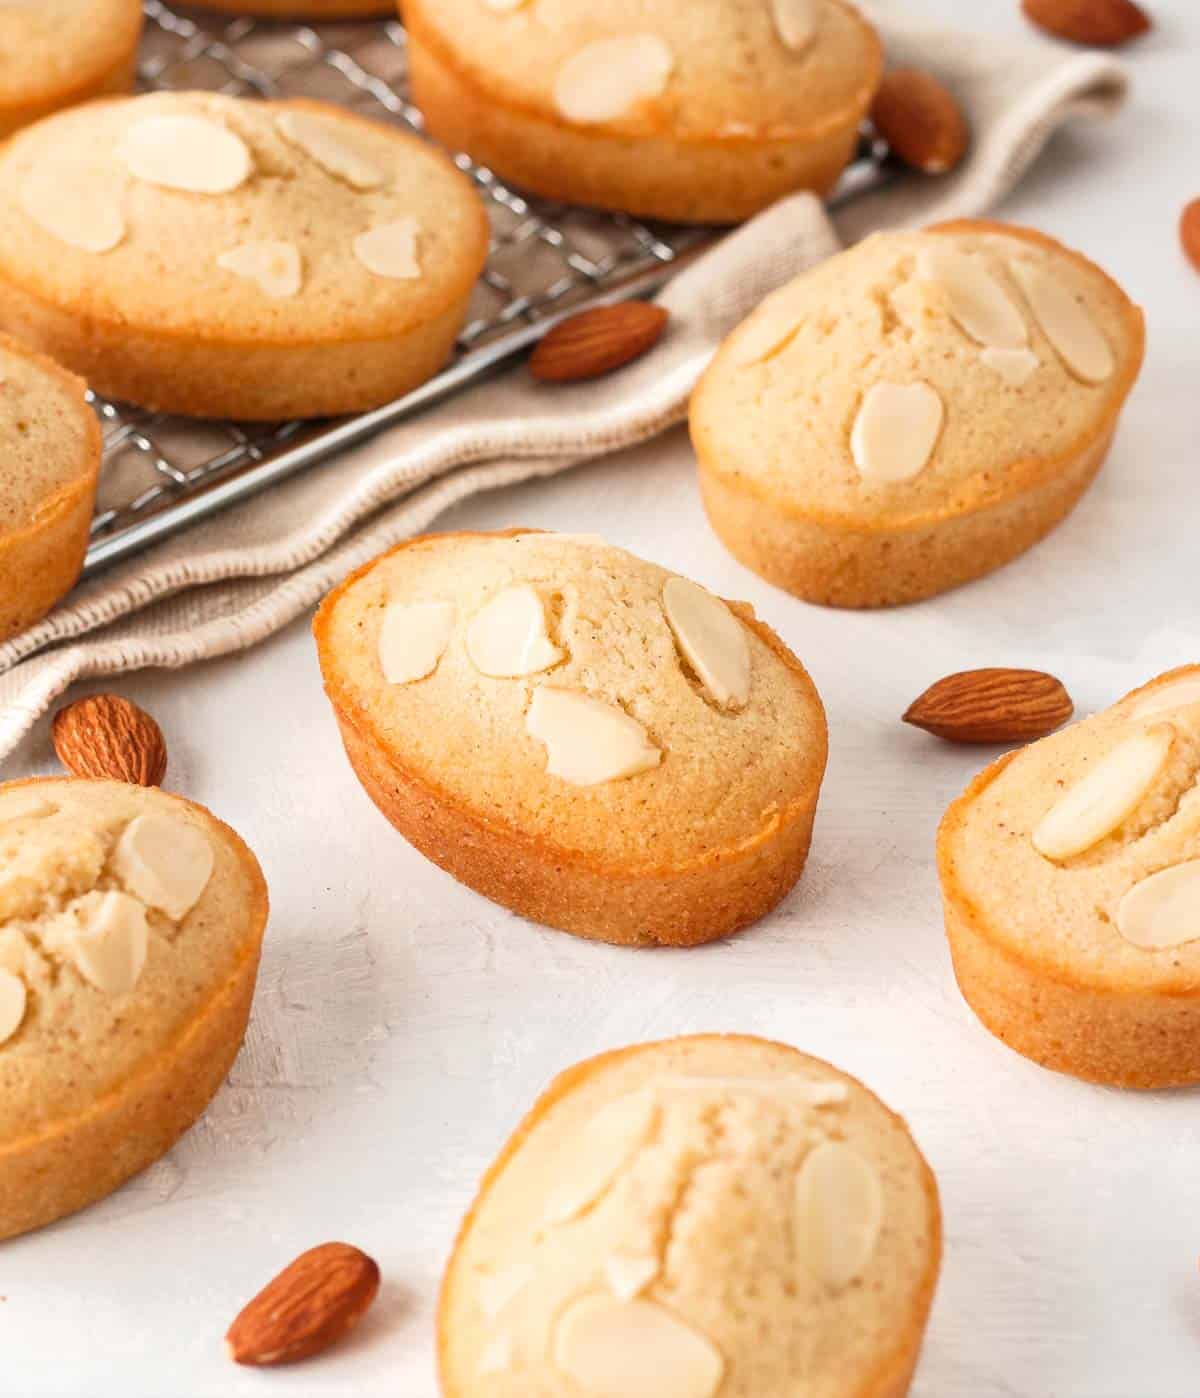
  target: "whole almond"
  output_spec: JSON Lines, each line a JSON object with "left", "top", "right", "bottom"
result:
{"left": 871, "top": 69, "right": 969, "bottom": 175}
{"left": 1021, "top": 0, "right": 1150, "bottom": 46}
{"left": 904, "top": 669, "right": 1074, "bottom": 744}
{"left": 226, "top": 1243, "right": 381, "bottom": 1367}
{"left": 1181, "top": 199, "right": 1200, "bottom": 274}
{"left": 52, "top": 694, "right": 167, "bottom": 786}
{"left": 530, "top": 302, "right": 668, "bottom": 383}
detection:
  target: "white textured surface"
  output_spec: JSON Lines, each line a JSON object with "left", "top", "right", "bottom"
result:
{"left": 2, "top": 3, "right": 1199, "bottom": 1395}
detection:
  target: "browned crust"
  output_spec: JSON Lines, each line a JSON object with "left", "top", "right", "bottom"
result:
{"left": 0, "top": 334, "right": 102, "bottom": 641}
{"left": 403, "top": 1, "right": 882, "bottom": 224}
{"left": 0, "top": 778, "right": 270, "bottom": 1240}
{"left": 0, "top": 281, "right": 474, "bottom": 420}
{"left": 313, "top": 529, "right": 829, "bottom": 948}
{"left": 436, "top": 1034, "right": 943, "bottom": 1398}
{"left": 697, "top": 423, "right": 1113, "bottom": 609}
{"left": 0, "top": 3, "right": 141, "bottom": 139}
{"left": 937, "top": 666, "right": 1200, "bottom": 1088}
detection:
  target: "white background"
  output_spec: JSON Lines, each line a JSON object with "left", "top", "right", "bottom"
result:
{"left": 2, "top": 3, "right": 1199, "bottom": 1395}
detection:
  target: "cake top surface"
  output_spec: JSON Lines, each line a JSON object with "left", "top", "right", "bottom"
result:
{"left": 0, "top": 334, "right": 97, "bottom": 533}
{"left": 440, "top": 1034, "right": 939, "bottom": 1398}
{"left": 0, "top": 779, "right": 267, "bottom": 1140}
{"left": 940, "top": 666, "right": 1200, "bottom": 994}
{"left": 405, "top": 0, "right": 882, "bottom": 141}
{"left": 0, "top": 0, "right": 140, "bottom": 108}
{"left": 316, "top": 531, "right": 827, "bottom": 869}
{"left": 691, "top": 221, "right": 1145, "bottom": 528}
{"left": 0, "top": 91, "right": 490, "bottom": 342}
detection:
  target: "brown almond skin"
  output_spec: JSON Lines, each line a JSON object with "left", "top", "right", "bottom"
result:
{"left": 1181, "top": 199, "right": 1200, "bottom": 274}
{"left": 871, "top": 69, "right": 970, "bottom": 175}
{"left": 227, "top": 1243, "right": 381, "bottom": 1367}
{"left": 530, "top": 302, "right": 669, "bottom": 383}
{"left": 52, "top": 694, "right": 167, "bottom": 786}
{"left": 1021, "top": 0, "right": 1151, "bottom": 47}
{"left": 904, "top": 669, "right": 1074, "bottom": 744}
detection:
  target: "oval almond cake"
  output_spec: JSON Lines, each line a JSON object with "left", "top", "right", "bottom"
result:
{"left": 402, "top": 0, "right": 883, "bottom": 223}
{"left": 438, "top": 1035, "right": 942, "bottom": 1396}
{"left": 939, "top": 665, "right": 1200, "bottom": 1088}
{"left": 0, "top": 778, "right": 269, "bottom": 1239}
{"left": 0, "top": 332, "right": 101, "bottom": 643}
{"left": 0, "top": 91, "right": 489, "bottom": 419}
{"left": 0, "top": 0, "right": 141, "bottom": 139}
{"left": 691, "top": 220, "right": 1145, "bottom": 607}
{"left": 314, "top": 530, "right": 828, "bottom": 947}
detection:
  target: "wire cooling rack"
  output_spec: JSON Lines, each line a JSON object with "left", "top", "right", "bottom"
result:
{"left": 82, "top": 1, "right": 889, "bottom": 577}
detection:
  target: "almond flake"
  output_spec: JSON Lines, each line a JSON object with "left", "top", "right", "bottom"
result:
{"left": 1032, "top": 727, "right": 1174, "bottom": 861}
{"left": 119, "top": 114, "right": 253, "bottom": 194}
{"left": 217, "top": 241, "right": 303, "bottom": 299}
{"left": 466, "top": 586, "right": 563, "bottom": 678}
{"left": 1127, "top": 674, "right": 1200, "bottom": 721}
{"left": 19, "top": 164, "right": 125, "bottom": 253}
{"left": 353, "top": 217, "right": 421, "bottom": 280}
{"left": 542, "top": 1091, "right": 658, "bottom": 1226}
{"left": 662, "top": 577, "right": 751, "bottom": 710}
{"left": 526, "top": 688, "right": 661, "bottom": 786}
{"left": 0, "top": 969, "right": 26, "bottom": 1047}
{"left": 1009, "top": 257, "right": 1114, "bottom": 384}
{"left": 794, "top": 1141, "right": 883, "bottom": 1290}
{"left": 918, "top": 246, "right": 1028, "bottom": 350}
{"left": 769, "top": 0, "right": 818, "bottom": 52}
{"left": 728, "top": 299, "right": 802, "bottom": 367}
{"left": 276, "top": 110, "right": 386, "bottom": 191}
{"left": 554, "top": 1295, "right": 724, "bottom": 1398}
{"left": 851, "top": 381, "right": 944, "bottom": 483}
{"left": 1117, "top": 861, "right": 1200, "bottom": 950}
{"left": 66, "top": 890, "right": 149, "bottom": 997}
{"left": 378, "top": 600, "right": 456, "bottom": 685}
{"left": 113, "top": 814, "right": 214, "bottom": 921}
{"left": 554, "top": 35, "right": 674, "bottom": 125}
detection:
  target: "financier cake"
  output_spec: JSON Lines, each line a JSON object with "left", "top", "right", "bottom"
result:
{"left": 402, "top": 0, "right": 883, "bottom": 224}
{"left": 0, "top": 334, "right": 102, "bottom": 643}
{"left": 0, "top": 778, "right": 268, "bottom": 1239}
{"left": 691, "top": 220, "right": 1145, "bottom": 608}
{"left": 938, "top": 666, "right": 1200, "bottom": 1088}
{"left": 0, "top": 0, "right": 141, "bottom": 139}
{"left": 0, "top": 91, "right": 489, "bottom": 420}
{"left": 438, "top": 1034, "right": 942, "bottom": 1397}
{"left": 314, "top": 531, "right": 828, "bottom": 947}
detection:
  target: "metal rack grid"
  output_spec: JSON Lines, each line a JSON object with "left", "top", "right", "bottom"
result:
{"left": 83, "top": 1, "right": 889, "bottom": 577}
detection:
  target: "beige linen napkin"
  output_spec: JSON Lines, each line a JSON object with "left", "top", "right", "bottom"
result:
{"left": 0, "top": 9, "right": 1128, "bottom": 765}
